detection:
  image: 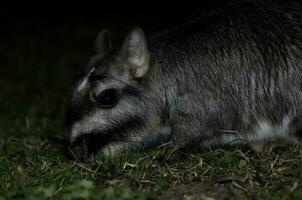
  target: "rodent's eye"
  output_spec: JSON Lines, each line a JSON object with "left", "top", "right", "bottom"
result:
{"left": 92, "top": 89, "right": 118, "bottom": 108}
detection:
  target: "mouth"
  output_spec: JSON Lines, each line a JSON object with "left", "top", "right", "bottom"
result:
{"left": 66, "top": 136, "right": 90, "bottom": 161}
{"left": 66, "top": 133, "right": 110, "bottom": 161}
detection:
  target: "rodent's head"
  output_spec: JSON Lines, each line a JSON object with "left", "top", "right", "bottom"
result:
{"left": 65, "top": 28, "right": 162, "bottom": 160}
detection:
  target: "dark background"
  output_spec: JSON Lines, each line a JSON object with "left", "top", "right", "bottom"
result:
{"left": 0, "top": 6, "right": 219, "bottom": 95}
{"left": 0, "top": 1, "right": 298, "bottom": 131}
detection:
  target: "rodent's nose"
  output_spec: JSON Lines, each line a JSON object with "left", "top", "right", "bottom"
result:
{"left": 65, "top": 132, "right": 107, "bottom": 161}
{"left": 66, "top": 144, "right": 86, "bottom": 161}
{"left": 65, "top": 136, "right": 90, "bottom": 161}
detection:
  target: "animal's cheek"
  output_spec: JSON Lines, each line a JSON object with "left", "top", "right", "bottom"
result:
{"left": 100, "top": 142, "right": 130, "bottom": 157}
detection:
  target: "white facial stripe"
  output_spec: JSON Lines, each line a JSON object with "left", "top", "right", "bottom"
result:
{"left": 70, "top": 116, "right": 107, "bottom": 143}
{"left": 77, "top": 77, "right": 88, "bottom": 92}
{"left": 92, "top": 75, "right": 130, "bottom": 98}
{"left": 69, "top": 100, "right": 142, "bottom": 143}
{"left": 76, "top": 67, "right": 95, "bottom": 92}
{"left": 94, "top": 80, "right": 116, "bottom": 96}
{"left": 89, "top": 67, "right": 96, "bottom": 74}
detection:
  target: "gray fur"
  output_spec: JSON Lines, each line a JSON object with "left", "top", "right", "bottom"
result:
{"left": 65, "top": 0, "right": 302, "bottom": 159}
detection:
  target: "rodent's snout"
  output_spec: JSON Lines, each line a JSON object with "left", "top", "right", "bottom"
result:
{"left": 65, "top": 136, "right": 90, "bottom": 161}
{"left": 64, "top": 125, "right": 91, "bottom": 161}
{"left": 65, "top": 133, "right": 106, "bottom": 161}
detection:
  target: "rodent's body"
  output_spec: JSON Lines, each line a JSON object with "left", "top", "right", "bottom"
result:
{"left": 65, "top": 0, "right": 302, "bottom": 160}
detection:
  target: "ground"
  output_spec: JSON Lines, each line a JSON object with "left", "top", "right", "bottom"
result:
{"left": 1, "top": 13, "right": 302, "bottom": 200}
{"left": 1, "top": 115, "right": 302, "bottom": 199}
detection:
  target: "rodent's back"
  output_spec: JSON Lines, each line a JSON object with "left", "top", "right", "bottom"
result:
{"left": 148, "top": 0, "right": 302, "bottom": 129}
{"left": 149, "top": 0, "right": 302, "bottom": 74}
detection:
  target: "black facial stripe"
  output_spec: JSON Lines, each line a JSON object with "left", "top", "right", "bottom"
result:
{"left": 123, "top": 85, "right": 143, "bottom": 97}
{"left": 88, "top": 74, "right": 110, "bottom": 82}
{"left": 64, "top": 100, "right": 93, "bottom": 129}
{"left": 89, "top": 74, "right": 127, "bottom": 85}
{"left": 66, "top": 84, "right": 142, "bottom": 128}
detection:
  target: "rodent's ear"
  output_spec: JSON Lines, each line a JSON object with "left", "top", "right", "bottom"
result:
{"left": 120, "top": 28, "right": 150, "bottom": 78}
{"left": 95, "top": 29, "right": 112, "bottom": 54}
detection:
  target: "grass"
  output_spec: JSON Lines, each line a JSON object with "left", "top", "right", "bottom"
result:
{"left": 1, "top": 16, "right": 302, "bottom": 200}
{"left": 1, "top": 100, "right": 302, "bottom": 200}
